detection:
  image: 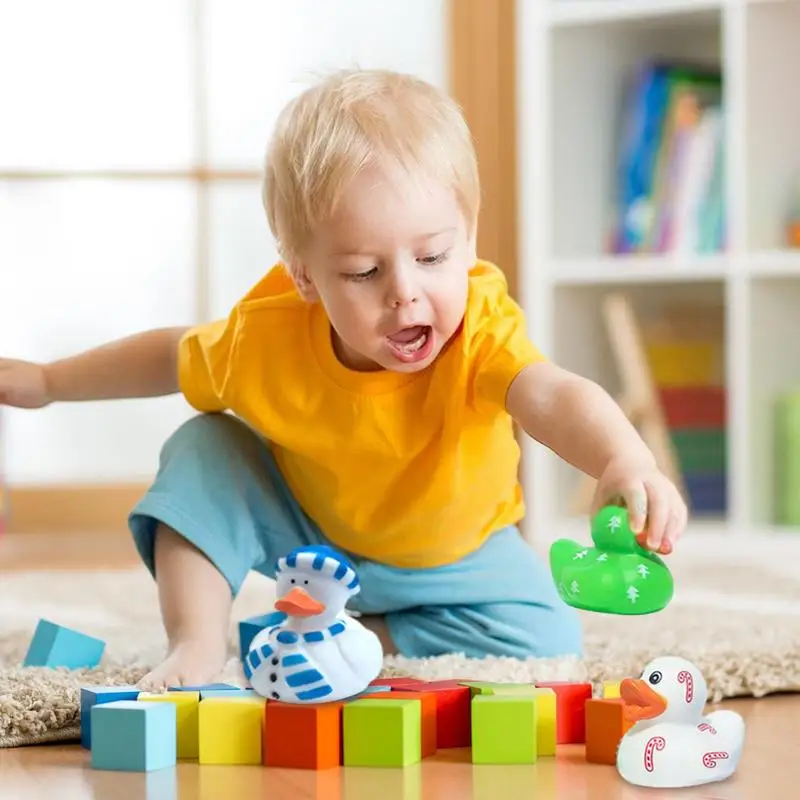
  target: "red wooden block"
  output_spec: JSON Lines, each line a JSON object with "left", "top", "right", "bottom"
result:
{"left": 405, "top": 682, "right": 471, "bottom": 748}
{"left": 534, "top": 681, "right": 593, "bottom": 744}
{"left": 263, "top": 700, "right": 343, "bottom": 769}
{"left": 361, "top": 690, "right": 438, "bottom": 758}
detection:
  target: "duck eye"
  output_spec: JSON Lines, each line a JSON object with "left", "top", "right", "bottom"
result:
{"left": 648, "top": 670, "right": 663, "bottom": 685}
{"left": 290, "top": 578, "right": 296, "bottom": 584}
{"left": 304, "top": 580, "right": 309, "bottom": 585}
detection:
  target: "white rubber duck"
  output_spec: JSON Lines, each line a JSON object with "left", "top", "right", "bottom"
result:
{"left": 243, "top": 545, "right": 383, "bottom": 703}
{"left": 617, "top": 656, "right": 746, "bottom": 788}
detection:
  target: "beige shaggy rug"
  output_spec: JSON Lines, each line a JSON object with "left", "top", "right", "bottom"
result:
{"left": 2, "top": 542, "right": 800, "bottom": 748}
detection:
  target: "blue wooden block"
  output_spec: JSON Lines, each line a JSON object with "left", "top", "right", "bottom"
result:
{"left": 91, "top": 700, "right": 176, "bottom": 772}
{"left": 23, "top": 618, "right": 105, "bottom": 669}
{"left": 359, "top": 685, "right": 393, "bottom": 695}
{"left": 80, "top": 685, "right": 140, "bottom": 749}
{"left": 168, "top": 682, "right": 239, "bottom": 693}
{"left": 199, "top": 688, "right": 260, "bottom": 700}
{"left": 238, "top": 611, "right": 286, "bottom": 660}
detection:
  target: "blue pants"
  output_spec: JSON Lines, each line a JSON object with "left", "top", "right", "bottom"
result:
{"left": 129, "top": 413, "right": 583, "bottom": 660}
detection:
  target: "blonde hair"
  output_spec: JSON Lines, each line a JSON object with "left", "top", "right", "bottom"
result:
{"left": 263, "top": 68, "right": 480, "bottom": 263}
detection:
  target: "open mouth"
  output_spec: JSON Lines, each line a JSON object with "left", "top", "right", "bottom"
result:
{"left": 386, "top": 325, "right": 433, "bottom": 362}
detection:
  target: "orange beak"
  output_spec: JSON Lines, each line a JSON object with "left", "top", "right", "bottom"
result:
{"left": 620, "top": 678, "right": 668, "bottom": 723}
{"left": 274, "top": 586, "right": 326, "bottom": 618}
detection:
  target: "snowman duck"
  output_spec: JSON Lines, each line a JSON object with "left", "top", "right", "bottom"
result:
{"left": 617, "top": 656, "right": 746, "bottom": 788}
{"left": 243, "top": 545, "right": 384, "bottom": 703}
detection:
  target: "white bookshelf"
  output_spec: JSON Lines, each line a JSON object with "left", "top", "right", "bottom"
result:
{"left": 516, "top": 0, "right": 800, "bottom": 545}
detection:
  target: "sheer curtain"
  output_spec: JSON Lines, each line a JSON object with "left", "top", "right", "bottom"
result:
{"left": 0, "top": 0, "right": 447, "bottom": 484}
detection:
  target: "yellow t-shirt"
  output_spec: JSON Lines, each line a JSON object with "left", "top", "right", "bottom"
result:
{"left": 178, "top": 259, "right": 545, "bottom": 568}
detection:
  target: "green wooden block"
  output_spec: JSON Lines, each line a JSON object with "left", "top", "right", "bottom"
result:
{"left": 343, "top": 698, "right": 421, "bottom": 767}
{"left": 471, "top": 695, "right": 537, "bottom": 765}
{"left": 460, "top": 681, "right": 537, "bottom": 696}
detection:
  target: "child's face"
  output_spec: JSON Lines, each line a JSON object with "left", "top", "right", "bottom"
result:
{"left": 295, "top": 164, "right": 475, "bottom": 373}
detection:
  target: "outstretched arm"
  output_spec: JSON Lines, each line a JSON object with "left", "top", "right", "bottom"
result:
{"left": 506, "top": 361, "right": 687, "bottom": 552}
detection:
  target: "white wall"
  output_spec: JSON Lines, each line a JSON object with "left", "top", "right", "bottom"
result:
{"left": 0, "top": 0, "right": 449, "bottom": 484}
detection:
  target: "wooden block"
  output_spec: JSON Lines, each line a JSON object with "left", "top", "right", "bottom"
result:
{"left": 471, "top": 695, "right": 537, "bottom": 765}
{"left": 24, "top": 618, "right": 105, "bottom": 669}
{"left": 359, "top": 685, "right": 392, "bottom": 695}
{"left": 603, "top": 681, "right": 621, "bottom": 699}
{"left": 369, "top": 677, "right": 428, "bottom": 689}
{"left": 238, "top": 611, "right": 286, "bottom": 660}
{"left": 530, "top": 687, "right": 556, "bottom": 756}
{"left": 404, "top": 682, "right": 471, "bottom": 748}
{"left": 263, "top": 700, "right": 343, "bottom": 770}
{"left": 169, "top": 682, "right": 239, "bottom": 692}
{"left": 343, "top": 698, "right": 421, "bottom": 767}
{"left": 585, "top": 698, "right": 633, "bottom": 765}
{"left": 80, "top": 685, "right": 140, "bottom": 750}
{"left": 137, "top": 691, "right": 200, "bottom": 759}
{"left": 198, "top": 696, "right": 265, "bottom": 765}
{"left": 360, "top": 690, "right": 437, "bottom": 758}
{"left": 460, "top": 681, "right": 537, "bottom": 697}
{"left": 90, "top": 700, "right": 176, "bottom": 772}
{"left": 199, "top": 688, "right": 260, "bottom": 700}
{"left": 534, "top": 681, "right": 592, "bottom": 744}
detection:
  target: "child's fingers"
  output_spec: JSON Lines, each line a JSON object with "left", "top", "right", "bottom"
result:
{"left": 661, "top": 499, "right": 687, "bottom": 553}
{"left": 643, "top": 487, "right": 668, "bottom": 551}
{"left": 621, "top": 481, "right": 648, "bottom": 533}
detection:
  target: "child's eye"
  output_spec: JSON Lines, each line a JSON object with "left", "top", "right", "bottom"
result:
{"left": 418, "top": 250, "right": 449, "bottom": 266}
{"left": 345, "top": 266, "right": 378, "bottom": 282}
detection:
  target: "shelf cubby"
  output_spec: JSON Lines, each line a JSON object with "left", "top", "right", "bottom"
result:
{"left": 548, "top": 5, "right": 723, "bottom": 261}
{"left": 744, "top": 0, "right": 800, "bottom": 253}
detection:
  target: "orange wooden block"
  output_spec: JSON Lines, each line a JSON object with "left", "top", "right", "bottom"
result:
{"left": 360, "top": 690, "right": 437, "bottom": 758}
{"left": 263, "top": 701, "right": 343, "bottom": 770}
{"left": 585, "top": 698, "right": 633, "bottom": 765}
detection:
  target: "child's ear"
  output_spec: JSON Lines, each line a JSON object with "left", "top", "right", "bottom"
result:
{"left": 288, "top": 260, "right": 319, "bottom": 302}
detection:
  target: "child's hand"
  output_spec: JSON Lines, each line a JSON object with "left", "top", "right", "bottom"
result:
{"left": 0, "top": 358, "right": 50, "bottom": 408}
{"left": 591, "top": 457, "right": 688, "bottom": 555}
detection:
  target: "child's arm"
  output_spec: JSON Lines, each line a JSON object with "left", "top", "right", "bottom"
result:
{"left": 0, "top": 327, "right": 189, "bottom": 408}
{"left": 506, "top": 360, "right": 687, "bottom": 552}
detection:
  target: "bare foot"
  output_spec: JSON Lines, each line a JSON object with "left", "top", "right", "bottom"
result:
{"left": 137, "top": 638, "right": 228, "bottom": 692}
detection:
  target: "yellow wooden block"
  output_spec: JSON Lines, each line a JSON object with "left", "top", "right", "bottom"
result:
{"left": 531, "top": 688, "right": 556, "bottom": 756}
{"left": 198, "top": 697, "right": 265, "bottom": 765}
{"left": 603, "top": 681, "right": 621, "bottom": 699}
{"left": 138, "top": 691, "right": 200, "bottom": 759}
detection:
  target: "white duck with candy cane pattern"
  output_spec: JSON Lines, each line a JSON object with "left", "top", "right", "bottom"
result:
{"left": 616, "top": 656, "right": 746, "bottom": 788}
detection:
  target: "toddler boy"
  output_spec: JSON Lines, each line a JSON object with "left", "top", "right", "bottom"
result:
{"left": 0, "top": 69, "right": 686, "bottom": 689}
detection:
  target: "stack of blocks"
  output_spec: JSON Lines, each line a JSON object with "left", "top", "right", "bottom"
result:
{"left": 32, "top": 618, "right": 635, "bottom": 773}
{"left": 80, "top": 675, "right": 632, "bottom": 773}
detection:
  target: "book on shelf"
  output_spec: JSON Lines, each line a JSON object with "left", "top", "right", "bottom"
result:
{"left": 611, "top": 60, "right": 725, "bottom": 257}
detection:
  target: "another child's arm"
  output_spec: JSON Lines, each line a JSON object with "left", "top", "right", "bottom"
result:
{"left": 506, "top": 360, "right": 687, "bottom": 553}
{"left": 0, "top": 327, "right": 189, "bottom": 408}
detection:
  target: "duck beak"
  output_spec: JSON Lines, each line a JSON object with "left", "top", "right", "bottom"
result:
{"left": 620, "top": 678, "right": 668, "bottom": 723}
{"left": 275, "top": 586, "right": 327, "bottom": 618}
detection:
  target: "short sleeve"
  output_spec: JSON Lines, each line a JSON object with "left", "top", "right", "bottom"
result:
{"left": 178, "top": 312, "right": 241, "bottom": 413}
{"left": 471, "top": 290, "right": 546, "bottom": 410}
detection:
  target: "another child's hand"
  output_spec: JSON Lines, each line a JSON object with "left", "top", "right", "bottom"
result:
{"left": 591, "top": 457, "right": 688, "bottom": 555}
{"left": 0, "top": 358, "right": 50, "bottom": 409}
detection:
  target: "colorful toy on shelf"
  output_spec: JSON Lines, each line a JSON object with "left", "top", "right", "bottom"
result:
{"left": 244, "top": 545, "right": 383, "bottom": 703}
{"left": 549, "top": 505, "right": 674, "bottom": 615}
{"left": 617, "top": 656, "right": 745, "bottom": 788}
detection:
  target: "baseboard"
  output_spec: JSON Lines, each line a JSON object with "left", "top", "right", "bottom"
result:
{"left": 3, "top": 484, "right": 149, "bottom": 534}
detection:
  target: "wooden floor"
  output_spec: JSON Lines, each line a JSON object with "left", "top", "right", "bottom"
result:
{"left": 3, "top": 530, "right": 800, "bottom": 799}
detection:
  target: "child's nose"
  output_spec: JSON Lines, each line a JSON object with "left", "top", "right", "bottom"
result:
{"left": 387, "top": 268, "right": 419, "bottom": 307}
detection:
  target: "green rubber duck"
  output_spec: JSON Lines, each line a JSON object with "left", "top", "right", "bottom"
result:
{"left": 549, "top": 505, "right": 674, "bottom": 615}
